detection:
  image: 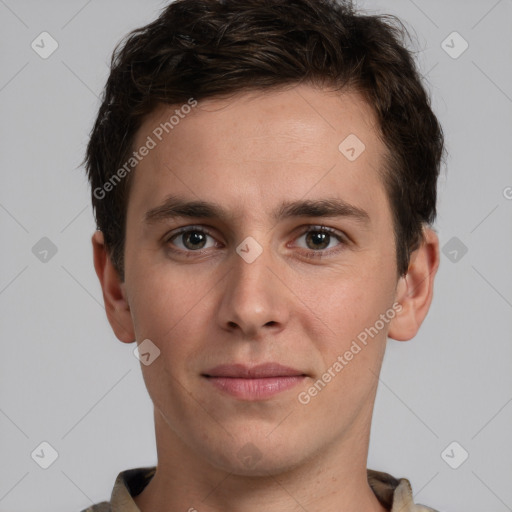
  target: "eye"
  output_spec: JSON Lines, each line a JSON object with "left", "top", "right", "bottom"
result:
{"left": 164, "top": 225, "right": 348, "bottom": 259}
{"left": 166, "top": 227, "right": 218, "bottom": 253}
{"left": 293, "top": 226, "right": 347, "bottom": 256}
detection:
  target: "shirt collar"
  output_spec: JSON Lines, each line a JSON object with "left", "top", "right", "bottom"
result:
{"left": 108, "top": 466, "right": 437, "bottom": 512}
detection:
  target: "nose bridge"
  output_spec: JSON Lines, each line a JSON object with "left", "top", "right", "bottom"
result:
{"left": 217, "top": 233, "right": 288, "bottom": 335}
{"left": 230, "top": 235, "right": 276, "bottom": 307}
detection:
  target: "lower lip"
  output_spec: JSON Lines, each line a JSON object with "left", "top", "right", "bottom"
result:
{"left": 204, "top": 376, "right": 305, "bottom": 400}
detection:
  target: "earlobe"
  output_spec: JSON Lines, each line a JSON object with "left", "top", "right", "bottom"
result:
{"left": 388, "top": 227, "right": 440, "bottom": 342}
{"left": 92, "top": 230, "right": 136, "bottom": 343}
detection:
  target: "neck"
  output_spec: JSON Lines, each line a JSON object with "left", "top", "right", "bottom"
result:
{"left": 133, "top": 408, "right": 389, "bottom": 512}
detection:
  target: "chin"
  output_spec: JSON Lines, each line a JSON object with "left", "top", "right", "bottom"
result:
{"left": 205, "top": 440, "right": 306, "bottom": 477}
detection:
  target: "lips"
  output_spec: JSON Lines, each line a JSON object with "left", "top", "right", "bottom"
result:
{"left": 202, "top": 363, "right": 307, "bottom": 400}
{"left": 203, "top": 363, "right": 306, "bottom": 378}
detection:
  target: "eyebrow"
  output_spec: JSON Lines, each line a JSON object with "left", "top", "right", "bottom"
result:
{"left": 144, "top": 194, "right": 370, "bottom": 226}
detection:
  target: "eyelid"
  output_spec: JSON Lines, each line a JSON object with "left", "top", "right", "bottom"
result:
{"left": 164, "top": 225, "right": 220, "bottom": 249}
{"left": 164, "top": 224, "right": 349, "bottom": 256}
{"left": 290, "top": 225, "right": 348, "bottom": 255}
{"left": 165, "top": 224, "right": 216, "bottom": 241}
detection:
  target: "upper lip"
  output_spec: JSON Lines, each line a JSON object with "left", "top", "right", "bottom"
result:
{"left": 203, "top": 363, "right": 305, "bottom": 378}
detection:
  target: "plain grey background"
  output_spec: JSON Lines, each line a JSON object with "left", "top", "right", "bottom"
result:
{"left": 1, "top": 0, "right": 511, "bottom": 511}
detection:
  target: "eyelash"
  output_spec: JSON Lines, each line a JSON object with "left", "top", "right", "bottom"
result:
{"left": 164, "top": 225, "right": 348, "bottom": 259}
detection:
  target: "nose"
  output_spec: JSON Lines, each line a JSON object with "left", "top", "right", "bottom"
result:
{"left": 216, "top": 240, "right": 291, "bottom": 339}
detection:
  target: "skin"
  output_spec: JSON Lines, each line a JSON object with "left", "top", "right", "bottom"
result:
{"left": 92, "top": 83, "right": 439, "bottom": 512}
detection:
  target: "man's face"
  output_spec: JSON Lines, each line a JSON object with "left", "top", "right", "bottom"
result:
{"left": 121, "top": 84, "right": 402, "bottom": 474}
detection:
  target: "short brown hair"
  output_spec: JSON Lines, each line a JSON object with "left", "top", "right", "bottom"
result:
{"left": 84, "top": 0, "right": 445, "bottom": 281}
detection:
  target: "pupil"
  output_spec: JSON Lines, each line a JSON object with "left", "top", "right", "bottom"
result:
{"left": 185, "top": 231, "right": 206, "bottom": 249}
{"left": 307, "top": 231, "right": 329, "bottom": 250}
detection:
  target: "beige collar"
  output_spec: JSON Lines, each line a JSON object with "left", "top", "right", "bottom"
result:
{"left": 82, "top": 466, "right": 438, "bottom": 512}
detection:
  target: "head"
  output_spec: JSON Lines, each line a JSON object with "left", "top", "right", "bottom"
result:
{"left": 86, "top": 0, "right": 444, "bottom": 283}
{"left": 87, "top": 0, "right": 444, "bottom": 477}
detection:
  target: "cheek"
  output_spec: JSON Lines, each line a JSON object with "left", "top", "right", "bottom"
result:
{"left": 126, "top": 260, "right": 199, "bottom": 343}
{"left": 295, "top": 262, "right": 394, "bottom": 343}
{"left": 298, "top": 276, "right": 392, "bottom": 413}
{"left": 126, "top": 262, "right": 221, "bottom": 375}
{"left": 291, "top": 268, "right": 396, "bottom": 400}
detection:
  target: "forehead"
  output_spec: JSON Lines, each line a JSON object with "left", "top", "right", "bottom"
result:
{"left": 128, "top": 84, "right": 390, "bottom": 227}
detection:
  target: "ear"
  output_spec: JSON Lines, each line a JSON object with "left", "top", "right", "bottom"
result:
{"left": 92, "top": 230, "right": 135, "bottom": 343}
{"left": 388, "top": 227, "right": 440, "bottom": 341}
